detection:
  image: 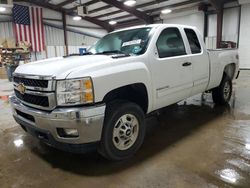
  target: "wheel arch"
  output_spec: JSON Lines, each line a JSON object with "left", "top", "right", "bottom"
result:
{"left": 223, "top": 63, "right": 236, "bottom": 80}
{"left": 102, "top": 83, "right": 149, "bottom": 113}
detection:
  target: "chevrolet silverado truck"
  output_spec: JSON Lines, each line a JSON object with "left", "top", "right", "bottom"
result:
{"left": 10, "top": 24, "right": 239, "bottom": 160}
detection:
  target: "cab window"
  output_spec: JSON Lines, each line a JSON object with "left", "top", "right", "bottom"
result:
{"left": 184, "top": 29, "right": 201, "bottom": 54}
{"left": 156, "top": 28, "right": 186, "bottom": 58}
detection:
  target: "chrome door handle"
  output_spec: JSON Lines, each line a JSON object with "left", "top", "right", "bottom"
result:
{"left": 182, "top": 62, "right": 192, "bottom": 67}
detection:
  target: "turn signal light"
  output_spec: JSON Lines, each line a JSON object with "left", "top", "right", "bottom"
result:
{"left": 84, "top": 92, "right": 94, "bottom": 102}
{"left": 84, "top": 79, "right": 92, "bottom": 90}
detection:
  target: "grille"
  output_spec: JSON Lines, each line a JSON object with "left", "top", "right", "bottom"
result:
{"left": 14, "top": 89, "right": 49, "bottom": 107}
{"left": 13, "top": 76, "right": 48, "bottom": 88}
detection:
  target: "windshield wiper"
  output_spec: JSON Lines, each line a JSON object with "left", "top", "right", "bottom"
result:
{"left": 63, "top": 52, "right": 93, "bottom": 58}
{"left": 96, "top": 50, "right": 129, "bottom": 56}
{"left": 112, "top": 54, "right": 131, "bottom": 59}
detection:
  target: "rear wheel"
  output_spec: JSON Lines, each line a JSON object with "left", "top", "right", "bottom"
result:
{"left": 98, "top": 101, "right": 145, "bottom": 161}
{"left": 212, "top": 75, "right": 232, "bottom": 105}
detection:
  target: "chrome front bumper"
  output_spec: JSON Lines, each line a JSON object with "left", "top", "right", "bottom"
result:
{"left": 10, "top": 95, "right": 106, "bottom": 147}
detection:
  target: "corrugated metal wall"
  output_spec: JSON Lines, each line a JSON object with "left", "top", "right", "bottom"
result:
{"left": 67, "top": 31, "right": 97, "bottom": 46}
{"left": 45, "top": 25, "right": 65, "bottom": 46}
{"left": 0, "top": 22, "right": 14, "bottom": 39}
{"left": 239, "top": 3, "right": 250, "bottom": 68}
{"left": 44, "top": 25, "right": 98, "bottom": 47}
{"left": 44, "top": 25, "right": 98, "bottom": 58}
{"left": 44, "top": 25, "right": 65, "bottom": 59}
{"left": 67, "top": 30, "right": 98, "bottom": 55}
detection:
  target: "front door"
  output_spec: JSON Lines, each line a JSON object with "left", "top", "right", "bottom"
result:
{"left": 150, "top": 27, "right": 193, "bottom": 110}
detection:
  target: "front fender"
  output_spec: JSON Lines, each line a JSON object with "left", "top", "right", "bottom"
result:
{"left": 90, "top": 62, "right": 153, "bottom": 113}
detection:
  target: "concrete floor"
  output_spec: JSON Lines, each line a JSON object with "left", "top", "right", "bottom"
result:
{"left": 1, "top": 71, "right": 250, "bottom": 188}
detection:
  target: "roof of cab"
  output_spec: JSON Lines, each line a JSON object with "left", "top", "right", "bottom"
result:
{"left": 112, "top": 24, "right": 197, "bottom": 33}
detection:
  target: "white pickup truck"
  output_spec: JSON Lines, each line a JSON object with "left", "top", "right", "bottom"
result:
{"left": 10, "top": 24, "right": 239, "bottom": 160}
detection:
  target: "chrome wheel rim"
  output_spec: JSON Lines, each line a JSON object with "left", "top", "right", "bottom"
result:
{"left": 112, "top": 114, "right": 139, "bottom": 151}
{"left": 223, "top": 81, "right": 231, "bottom": 100}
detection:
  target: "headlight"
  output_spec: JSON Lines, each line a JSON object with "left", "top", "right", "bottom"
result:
{"left": 56, "top": 77, "right": 94, "bottom": 106}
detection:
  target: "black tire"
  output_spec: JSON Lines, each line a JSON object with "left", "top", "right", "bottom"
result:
{"left": 212, "top": 74, "right": 232, "bottom": 105}
{"left": 98, "top": 100, "right": 145, "bottom": 161}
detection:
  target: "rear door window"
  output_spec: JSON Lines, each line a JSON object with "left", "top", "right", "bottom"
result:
{"left": 184, "top": 29, "right": 201, "bottom": 54}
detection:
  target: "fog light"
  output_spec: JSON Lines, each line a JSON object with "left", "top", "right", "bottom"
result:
{"left": 57, "top": 128, "right": 79, "bottom": 138}
{"left": 65, "top": 129, "right": 79, "bottom": 136}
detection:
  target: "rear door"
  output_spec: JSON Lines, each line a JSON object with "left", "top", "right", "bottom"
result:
{"left": 183, "top": 28, "right": 210, "bottom": 95}
{"left": 150, "top": 27, "right": 193, "bottom": 110}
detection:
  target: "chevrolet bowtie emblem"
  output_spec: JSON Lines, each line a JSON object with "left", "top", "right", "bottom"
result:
{"left": 17, "top": 83, "right": 26, "bottom": 95}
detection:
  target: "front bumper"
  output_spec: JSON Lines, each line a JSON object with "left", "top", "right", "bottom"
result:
{"left": 10, "top": 95, "right": 106, "bottom": 152}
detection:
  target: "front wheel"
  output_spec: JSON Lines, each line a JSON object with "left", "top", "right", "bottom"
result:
{"left": 98, "top": 101, "right": 145, "bottom": 161}
{"left": 212, "top": 75, "right": 233, "bottom": 105}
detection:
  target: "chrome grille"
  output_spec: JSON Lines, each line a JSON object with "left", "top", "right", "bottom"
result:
{"left": 13, "top": 76, "right": 48, "bottom": 88}
{"left": 14, "top": 89, "right": 49, "bottom": 107}
{"left": 13, "top": 74, "right": 56, "bottom": 110}
{"left": 13, "top": 73, "right": 55, "bottom": 92}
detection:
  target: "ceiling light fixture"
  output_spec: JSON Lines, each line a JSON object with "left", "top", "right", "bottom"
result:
{"left": 109, "top": 20, "right": 117, "bottom": 25}
{"left": 124, "top": 0, "right": 136, "bottom": 7}
{"left": 0, "top": 6, "right": 6, "bottom": 12}
{"left": 73, "top": 16, "right": 82, "bottom": 21}
{"left": 161, "top": 9, "right": 172, "bottom": 14}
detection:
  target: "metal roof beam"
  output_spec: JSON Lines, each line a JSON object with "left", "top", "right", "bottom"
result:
{"left": 90, "top": 0, "right": 167, "bottom": 15}
{"left": 208, "top": 0, "right": 222, "bottom": 10}
{"left": 100, "top": 0, "right": 153, "bottom": 24}
{"left": 115, "top": 19, "right": 145, "bottom": 29}
{"left": 57, "top": 0, "right": 76, "bottom": 7}
{"left": 94, "top": 0, "right": 200, "bottom": 20}
{"left": 94, "top": 9, "right": 123, "bottom": 19}
{"left": 65, "top": 0, "right": 99, "bottom": 12}
{"left": 89, "top": 4, "right": 113, "bottom": 14}
{"left": 145, "top": 0, "right": 201, "bottom": 13}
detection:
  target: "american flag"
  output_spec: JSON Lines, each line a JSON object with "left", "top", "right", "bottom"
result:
{"left": 13, "top": 4, "right": 45, "bottom": 52}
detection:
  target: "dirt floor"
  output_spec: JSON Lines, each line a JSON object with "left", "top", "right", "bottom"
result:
{"left": 0, "top": 71, "right": 250, "bottom": 188}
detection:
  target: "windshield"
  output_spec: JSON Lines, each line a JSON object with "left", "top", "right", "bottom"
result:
{"left": 88, "top": 27, "right": 152, "bottom": 56}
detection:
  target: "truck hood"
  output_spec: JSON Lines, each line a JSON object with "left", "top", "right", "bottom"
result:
{"left": 14, "top": 55, "right": 115, "bottom": 79}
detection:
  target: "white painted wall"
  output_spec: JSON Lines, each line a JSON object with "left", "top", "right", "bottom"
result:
{"left": 161, "top": 7, "right": 239, "bottom": 50}
{"left": 222, "top": 7, "right": 240, "bottom": 43}
{"left": 160, "top": 5, "right": 247, "bottom": 68}
{"left": 206, "top": 14, "right": 217, "bottom": 49}
{"left": 238, "top": 0, "right": 250, "bottom": 5}
{"left": 206, "top": 7, "right": 240, "bottom": 49}
{"left": 239, "top": 3, "right": 250, "bottom": 68}
{"left": 208, "top": 14, "right": 217, "bottom": 37}
{"left": 161, "top": 8, "right": 205, "bottom": 37}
